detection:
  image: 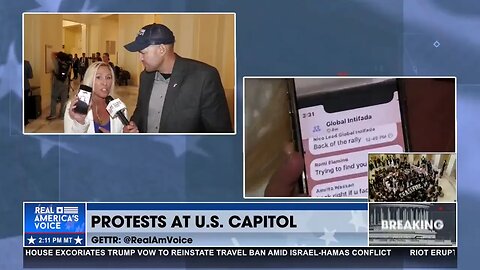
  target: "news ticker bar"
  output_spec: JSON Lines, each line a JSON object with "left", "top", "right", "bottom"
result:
{"left": 24, "top": 202, "right": 368, "bottom": 247}
{"left": 23, "top": 247, "right": 457, "bottom": 268}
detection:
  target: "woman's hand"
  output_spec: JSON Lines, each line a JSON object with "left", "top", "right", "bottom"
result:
{"left": 68, "top": 97, "right": 88, "bottom": 125}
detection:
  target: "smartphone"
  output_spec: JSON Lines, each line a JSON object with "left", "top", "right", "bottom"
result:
{"left": 74, "top": 84, "right": 92, "bottom": 115}
{"left": 287, "top": 78, "right": 410, "bottom": 197}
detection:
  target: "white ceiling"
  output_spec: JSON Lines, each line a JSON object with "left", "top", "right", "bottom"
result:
{"left": 61, "top": 14, "right": 118, "bottom": 25}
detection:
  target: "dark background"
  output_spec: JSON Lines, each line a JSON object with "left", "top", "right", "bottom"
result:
{"left": 402, "top": 78, "right": 455, "bottom": 152}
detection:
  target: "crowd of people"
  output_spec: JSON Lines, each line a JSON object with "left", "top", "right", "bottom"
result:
{"left": 369, "top": 155, "right": 445, "bottom": 202}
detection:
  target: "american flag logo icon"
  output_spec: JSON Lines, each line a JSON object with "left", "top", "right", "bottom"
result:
{"left": 56, "top": 207, "right": 78, "bottom": 214}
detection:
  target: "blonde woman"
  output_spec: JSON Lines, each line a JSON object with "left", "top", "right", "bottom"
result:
{"left": 64, "top": 62, "right": 127, "bottom": 133}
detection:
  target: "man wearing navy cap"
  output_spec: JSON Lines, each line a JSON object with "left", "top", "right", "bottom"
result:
{"left": 123, "top": 23, "right": 232, "bottom": 133}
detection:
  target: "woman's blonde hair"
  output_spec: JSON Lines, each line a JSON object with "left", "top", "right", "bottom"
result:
{"left": 82, "top": 61, "right": 116, "bottom": 95}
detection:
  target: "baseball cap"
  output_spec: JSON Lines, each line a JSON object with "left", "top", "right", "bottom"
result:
{"left": 124, "top": 23, "right": 175, "bottom": 52}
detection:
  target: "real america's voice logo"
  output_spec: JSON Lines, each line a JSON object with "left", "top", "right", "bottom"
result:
{"left": 24, "top": 203, "right": 86, "bottom": 247}
{"left": 33, "top": 206, "right": 79, "bottom": 229}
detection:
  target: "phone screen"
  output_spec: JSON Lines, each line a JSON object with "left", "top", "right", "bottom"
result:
{"left": 75, "top": 86, "right": 92, "bottom": 115}
{"left": 292, "top": 78, "right": 407, "bottom": 197}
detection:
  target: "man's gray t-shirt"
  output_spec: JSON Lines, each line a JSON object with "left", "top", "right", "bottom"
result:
{"left": 147, "top": 72, "right": 170, "bottom": 132}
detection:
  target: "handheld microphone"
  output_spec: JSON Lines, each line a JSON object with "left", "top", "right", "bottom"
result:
{"left": 105, "top": 96, "right": 129, "bottom": 125}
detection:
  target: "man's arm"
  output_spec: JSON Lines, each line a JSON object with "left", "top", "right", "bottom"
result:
{"left": 199, "top": 68, "right": 233, "bottom": 132}
{"left": 123, "top": 86, "right": 141, "bottom": 133}
{"left": 129, "top": 71, "right": 145, "bottom": 132}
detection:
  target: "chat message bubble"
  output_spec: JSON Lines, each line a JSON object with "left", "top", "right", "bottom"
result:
{"left": 311, "top": 177, "right": 368, "bottom": 198}
{"left": 310, "top": 144, "right": 403, "bottom": 181}
{"left": 308, "top": 123, "right": 398, "bottom": 155}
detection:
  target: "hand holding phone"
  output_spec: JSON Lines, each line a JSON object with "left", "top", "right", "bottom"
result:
{"left": 73, "top": 84, "right": 92, "bottom": 115}
{"left": 288, "top": 78, "right": 409, "bottom": 197}
{"left": 68, "top": 97, "right": 88, "bottom": 125}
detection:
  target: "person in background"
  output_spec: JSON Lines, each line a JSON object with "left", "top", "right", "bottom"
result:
{"left": 67, "top": 54, "right": 74, "bottom": 81}
{"left": 102, "top": 52, "right": 115, "bottom": 70}
{"left": 95, "top": 52, "right": 102, "bottom": 62}
{"left": 79, "top": 53, "right": 89, "bottom": 81}
{"left": 64, "top": 61, "right": 127, "bottom": 133}
{"left": 440, "top": 160, "right": 447, "bottom": 177}
{"left": 47, "top": 52, "right": 71, "bottom": 120}
{"left": 72, "top": 53, "right": 79, "bottom": 80}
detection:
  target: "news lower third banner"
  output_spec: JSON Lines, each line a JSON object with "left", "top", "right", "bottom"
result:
{"left": 23, "top": 202, "right": 457, "bottom": 268}
{"left": 24, "top": 202, "right": 367, "bottom": 247}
